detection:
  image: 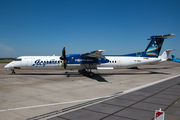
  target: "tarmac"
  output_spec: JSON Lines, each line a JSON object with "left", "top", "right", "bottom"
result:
{"left": 47, "top": 75, "right": 180, "bottom": 120}
{"left": 0, "top": 61, "right": 180, "bottom": 120}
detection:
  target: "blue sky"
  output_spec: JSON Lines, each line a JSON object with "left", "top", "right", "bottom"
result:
{"left": 0, "top": 0, "right": 180, "bottom": 58}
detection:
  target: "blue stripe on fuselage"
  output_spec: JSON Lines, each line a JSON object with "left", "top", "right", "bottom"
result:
{"left": 104, "top": 51, "right": 157, "bottom": 58}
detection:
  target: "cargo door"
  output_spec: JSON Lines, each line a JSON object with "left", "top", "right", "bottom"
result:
{"left": 124, "top": 59, "right": 132, "bottom": 67}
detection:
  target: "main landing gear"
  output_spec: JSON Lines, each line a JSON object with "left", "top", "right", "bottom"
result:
{"left": 78, "top": 69, "right": 94, "bottom": 77}
{"left": 11, "top": 69, "right": 16, "bottom": 74}
{"left": 88, "top": 72, "right": 94, "bottom": 77}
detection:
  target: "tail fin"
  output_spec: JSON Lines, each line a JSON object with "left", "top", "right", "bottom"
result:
{"left": 171, "top": 55, "right": 177, "bottom": 61}
{"left": 144, "top": 34, "right": 175, "bottom": 57}
{"left": 159, "top": 49, "right": 174, "bottom": 62}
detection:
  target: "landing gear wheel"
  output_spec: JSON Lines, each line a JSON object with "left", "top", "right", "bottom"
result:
{"left": 82, "top": 69, "right": 87, "bottom": 73}
{"left": 89, "top": 72, "right": 94, "bottom": 77}
{"left": 11, "top": 70, "right": 15, "bottom": 74}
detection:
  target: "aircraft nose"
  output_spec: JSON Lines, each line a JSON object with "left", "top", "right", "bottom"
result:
{"left": 4, "top": 64, "right": 10, "bottom": 69}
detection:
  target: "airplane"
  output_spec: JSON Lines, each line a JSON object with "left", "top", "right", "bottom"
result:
{"left": 4, "top": 34, "right": 175, "bottom": 77}
{"left": 171, "top": 55, "right": 180, "bottom": 63}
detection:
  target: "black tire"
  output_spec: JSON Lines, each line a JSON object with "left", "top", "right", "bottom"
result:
{"left": 11, "top": 70, "right": 15, "bottom": 74}
{"left": 89, "top": 72, "right": 94, "bottom": 77}
{"left": 82, "top": 69, "right": 87, "bottom": 73}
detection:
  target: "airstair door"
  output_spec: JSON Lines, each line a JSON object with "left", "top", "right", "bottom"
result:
{"left": 117, "top": 58, "right": 121, "bottom": 67}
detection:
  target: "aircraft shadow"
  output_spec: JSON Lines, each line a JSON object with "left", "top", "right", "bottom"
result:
{"left": 65, "top": 71, "right": 169, "bottom": 82}
{"left": 17, "top": 72, "right": 108, "bottom": 82}
{"left": 97, "top": 71, "right": 170, "bottom": 76}
{"left": 16, "top": 70, "right": 169, "bottom": 82}
{"left": 65, "top": 72, "right": 108, "bottom": 82}
{"left": 83, "top": 73, "right": 108, "bottom": 82}
{"left": 139, "top": 67, "right": 171, "bottom": 70}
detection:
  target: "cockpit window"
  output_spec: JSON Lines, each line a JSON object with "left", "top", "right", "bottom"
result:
{"left": 14, "top": 59, "right": 22, "bottom": 61}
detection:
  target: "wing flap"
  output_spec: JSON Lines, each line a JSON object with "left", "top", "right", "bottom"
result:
{"left": 81, "top": 50, "right": 105, "bottom": 58}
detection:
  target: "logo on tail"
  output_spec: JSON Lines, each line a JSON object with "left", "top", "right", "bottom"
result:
{"left": 146, "top": 38, "right": 164, "bottom": 57}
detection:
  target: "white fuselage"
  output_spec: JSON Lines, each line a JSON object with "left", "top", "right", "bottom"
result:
{"left": 4, "top": 34, "right": 175, "bottom": 72}
{"left": 4, "top": 55, "right": 161, "bottom": 70}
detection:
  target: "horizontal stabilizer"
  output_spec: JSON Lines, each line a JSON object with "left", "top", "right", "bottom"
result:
{"left": 147, "top": 34, "right": 176, "bottom": 40}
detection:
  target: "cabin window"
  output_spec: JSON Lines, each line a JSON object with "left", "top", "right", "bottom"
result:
{"left": 47, "top": 61, "right": 48, "bottom": 63}
{"left": 115, "top": 61, "right": 116, "bottom": 63}
{"left": 49, "top": 61, "right": 51, "bottom": 63}
{"left": 35, "top": 61, "right": 36, "bottom": 63}
{"left": 41, "top": 61, "right": 43, "bottom": 63}
{"left": 61, "top": 61, "right": 62, "bottom": 63}
{"left": 58, "top": 61, "right": 60, "bottom": 63}
{"left": 15, "top": 59, "right": 22, "bottom": 61}
{"left": 55, "top": 61, "right": 57, "bottom": 63}
{"left": 44, "top": 61, "right": 46, "bottom": 63}
{"left": 112, "top": 61, "right": 114, "bottom": 63}
{"left": 110, "top": 61, "right": 111, "bottom": 63}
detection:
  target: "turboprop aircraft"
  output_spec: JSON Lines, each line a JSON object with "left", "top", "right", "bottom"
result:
{"left": 171, "top": 55, "right": 180, "bottom": 63}
{"left": 4, "top": 34, "right": 175, "bottom": 77}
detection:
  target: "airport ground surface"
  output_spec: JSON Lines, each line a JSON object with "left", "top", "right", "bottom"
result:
{"left": 0, "top": 62, "right": 180, "bottom": 120}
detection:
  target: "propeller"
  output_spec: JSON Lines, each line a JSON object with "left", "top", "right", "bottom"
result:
{"left": 60, "top": 46, "right": 67, "bottom": 69}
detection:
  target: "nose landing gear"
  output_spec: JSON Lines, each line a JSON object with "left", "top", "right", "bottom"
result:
{"left": 11, "top": 69, "right": 16, "bottom": 74}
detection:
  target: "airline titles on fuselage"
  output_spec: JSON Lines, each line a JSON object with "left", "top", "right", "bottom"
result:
{"left": 32, "top": 58, "right": 95, "bottom": 67}
{"left": 32, "top": 59, "right": 61, "bottom": 67}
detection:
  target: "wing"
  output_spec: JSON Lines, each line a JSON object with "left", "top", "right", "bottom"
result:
{"left": 81, "top": 50, "right": 105, "bottom": 58}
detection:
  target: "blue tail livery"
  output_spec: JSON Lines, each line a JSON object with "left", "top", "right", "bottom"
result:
{"left": 172, "top": 55, "right": 180, "bottom": 63}
{"left": 145, "top": 34, "right": 175, "bottom": 57}
{"left": 120, "top": 34, "right": 175, "bottom": 58}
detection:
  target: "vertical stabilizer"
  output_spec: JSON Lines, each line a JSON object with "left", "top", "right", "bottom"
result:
{"left": 144, "top": 34, "right": 175, "bottom": 57}
{"left": 171, "top": 55, "right": 177, "bottom": 61}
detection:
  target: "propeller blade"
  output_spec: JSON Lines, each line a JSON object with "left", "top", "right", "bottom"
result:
{"left": 64, "top": 61, "right": 66, "bottom": 69}
{"left": 60, "top": 46, "right": 66, "bottom": 60}
{"left": 60, "top": 46, "right": 67, "bottom": 70}
{"left": 62, "top": 46, "right": 66, "bottom": 59}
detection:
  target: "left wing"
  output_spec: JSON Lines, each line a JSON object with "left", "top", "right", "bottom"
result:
{"left": 81, "top": 50, "right": 105, "bottom": 59}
